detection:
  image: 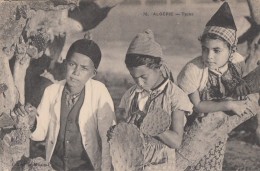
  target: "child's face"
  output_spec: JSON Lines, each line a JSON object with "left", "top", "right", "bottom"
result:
{"left": 201, "top": 38, "right": 231, "bottom": 70}
{"left": 66, "top": 53, "right": 96, "bottom": 90}
{"left": 128, "top": 65, "right": 162, "bottom": 91}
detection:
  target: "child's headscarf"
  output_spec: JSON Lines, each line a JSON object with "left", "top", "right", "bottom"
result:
{"left": 126, "top": 29, "right": 174, "bottom": 82}
{"left": 202, "top": 2, "right": 237, "bottom": 47}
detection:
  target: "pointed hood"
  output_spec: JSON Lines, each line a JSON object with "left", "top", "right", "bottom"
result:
{"left": 206, "top": 2, "right": 237, "bottom": 31}
{"left": 202, "top": 2, "right": 237, "bottom": 46}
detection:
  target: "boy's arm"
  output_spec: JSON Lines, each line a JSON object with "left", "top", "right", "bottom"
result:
{"left": 189, "top": 90, "right": 247, "bottom": 116}
{"left": 97, "top": 86, "right": 116, "bottom": 171}
{"left": 30, "top": 86, "right": 52, "bottom": 141}
{"left": 156, "top": 109, "right": 186, "bottom": 149}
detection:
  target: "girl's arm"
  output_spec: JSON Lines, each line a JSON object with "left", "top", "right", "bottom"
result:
{"left": 189, "top": 90, "right": 247, "bottom": 115}
{"left": 155, "top": 109, "right": 186, "bottom": 149}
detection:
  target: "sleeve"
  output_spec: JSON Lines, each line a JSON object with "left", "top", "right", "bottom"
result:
{"left": 118, "top": 88, "right": 131, "bottom": 109}
{"left": 30, "top": 85, "right": 52, "bottom": 141}
{"left": 117, "top": 86, "right": 135, "bottom": 116}
{"left": 116, "top": 89, "right": 131, "bottom": 123}
{"left": 230, "top": 52, "right": 246, "bottom": 77}
{"left": 170, "top": 83, "right": 193, "bottom": 115}
{"left": 177, "top": 59, "right": 202, "bottom": 95}
{"left": 97, "top": 85, "right": 116, "bottom": 171}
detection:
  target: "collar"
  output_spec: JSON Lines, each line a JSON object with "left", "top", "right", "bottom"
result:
{"left": 209, "top": 62, "right": 229, "bottom": 76}
{"left": 135, "top": 79, "right": 169, "bottom": 96}
{"left": 64, "top": 84, "right": 83, "bottom": 98}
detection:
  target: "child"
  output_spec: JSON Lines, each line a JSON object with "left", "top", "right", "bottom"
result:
{"left": 117, "top": 29, "right": 193, "bottom": 170}
{"left": 177, "top": 2, "right": 259, "bottom": 171}
{"left": 15, "top": 39, "right": 115, "bottom": 171}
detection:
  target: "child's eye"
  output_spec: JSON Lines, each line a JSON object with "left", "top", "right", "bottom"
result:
{"left": 214, "top": 49, "right": 221, "bottom": 53}
{"left": 82, "top": 67, "right": 89, "bottom": 71}
{"left": 68, "top": 62, "right": 75, "bottom": 66}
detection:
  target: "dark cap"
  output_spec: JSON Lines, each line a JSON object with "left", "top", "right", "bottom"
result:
{"left": 206, "top": 2, "right": 237, "bottom": 31}
{"left": 66, "top": 39, "right": 101, "bottom": 69}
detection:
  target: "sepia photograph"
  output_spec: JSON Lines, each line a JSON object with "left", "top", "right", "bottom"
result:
{"left": 0, "top": 0, "right": 260, "bottom": 170}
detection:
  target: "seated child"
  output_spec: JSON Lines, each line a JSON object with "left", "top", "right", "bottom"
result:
{"left": 117, "top": 29, "right": 193, "bottom": 170}
{"left": 15, "top": 39, "right": 115, "bottom": 171}
{"left": 177, "top": 2, "right": 258, "bottom": 171}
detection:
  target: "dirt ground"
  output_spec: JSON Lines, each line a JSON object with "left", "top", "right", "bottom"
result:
{"left": 223, "top": 139, "right": 260, "bottom": 171}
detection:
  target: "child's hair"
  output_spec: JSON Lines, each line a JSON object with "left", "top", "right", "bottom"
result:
{"left": 125, "top": 54, "right": 161, "bottom": 69}
{"left": 199, "top": 33, "right": 231, "bottom": 49}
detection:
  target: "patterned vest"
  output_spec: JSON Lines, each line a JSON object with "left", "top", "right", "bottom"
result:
{"left": 200, "top": 62, "right": 242, "bottom": 101}
{"left": 51, "top": 88, "right": 94, "bottom": 171}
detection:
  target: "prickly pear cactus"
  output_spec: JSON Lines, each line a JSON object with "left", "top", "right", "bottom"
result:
{"left": 176, "top": 93, "right": 260, "bottom": 171}
{"left": 0, "top": 113, "right": 31, "bottom": 171}
{"left": 243, "top": 65, "right": 260, "bottom": 94}
{"left": 23, "top": 157, "right": 54, "bottom": 171}
{"left": 140, "top": 108, "right": 171, "bottom": 136}
{"left": 110, "top": 122, "right": 145, "bottom": 171}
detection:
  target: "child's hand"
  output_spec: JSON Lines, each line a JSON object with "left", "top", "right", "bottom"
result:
{"left": 14, "top": 103, "right": 38, "bottom": 128}
{"left": 25, "top": 103, "right": 38, "bottom": 129}
{"left": 235, "top": 80, "right": 251, "bottom": 100}
{"left": 228, "top": 100, "right": 248, "bottom": 116}
{"left": 14, "top": 102, "right": 29, "bottom": 117}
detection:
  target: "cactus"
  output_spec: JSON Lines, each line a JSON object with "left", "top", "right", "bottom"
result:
{"left": 243, "top": 65, "right": 260, "bottom": 94}
{"left": 140, "top": 108, "right": 171, "bottom": 136}
{"left": 110, "top": 122, "right": 145, "bottom": 171}
{"left": 23, "top": 157, "right": 54, "bottom": 171}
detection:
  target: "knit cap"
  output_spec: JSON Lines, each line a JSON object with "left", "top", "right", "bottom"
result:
{"left": 127, "top": 29, "right": 163, "bottom": 57}
{"left": 126, "top": 29, "right": 174, "bottom": 82}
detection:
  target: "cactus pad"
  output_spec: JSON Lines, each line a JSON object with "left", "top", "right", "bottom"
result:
{"left": 140, "top": 108, "right": 171, "bottom": 136}
{"left": 110, "top": 122, "right": 144, "bottom": 171}
{"left": 23, "top": 157, "right": 53, "bottom": 171}
{"left": 243, "top": 65, "right": 260, "bottom": 94}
